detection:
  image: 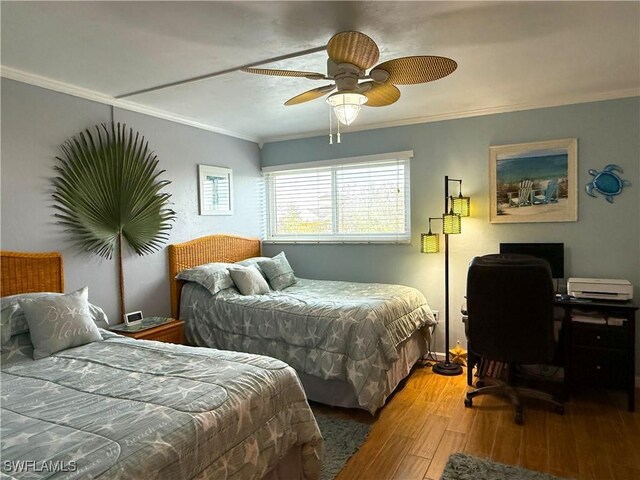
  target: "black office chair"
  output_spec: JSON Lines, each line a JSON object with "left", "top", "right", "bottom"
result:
{"left": 464, "top": 253, "right": 564, "bottom": 424}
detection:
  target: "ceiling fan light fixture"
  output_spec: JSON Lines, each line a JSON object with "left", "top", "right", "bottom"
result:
{"left": 327, "top": 92, "right": 368, "bottom": 126}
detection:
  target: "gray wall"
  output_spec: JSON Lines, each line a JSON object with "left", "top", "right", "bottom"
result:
{"left": 1, "top": 78, "right": 262, "bottom": 322}
{"left": 2, "top": 77, "right": 639, "bottom": 370}
{"left": 261, "top": 97, "right": 640, "bottom": 368}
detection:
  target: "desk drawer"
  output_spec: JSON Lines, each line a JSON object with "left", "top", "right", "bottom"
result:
{"left": 572, "top": 324, "right": 626, "bottom": 348}
{"left": 570, "top": 346, "right": 627, "bottom": 388}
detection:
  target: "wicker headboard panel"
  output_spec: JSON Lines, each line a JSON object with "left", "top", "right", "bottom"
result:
{"left": 168, "top": 235, "right": 261, "bottom": 318}
{"left": 1, "top": 251, "right": 64, "bottom": 296}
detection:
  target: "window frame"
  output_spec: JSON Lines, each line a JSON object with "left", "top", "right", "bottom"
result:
{"left": 263, "top": 151, "right": 413, "bottom": 244}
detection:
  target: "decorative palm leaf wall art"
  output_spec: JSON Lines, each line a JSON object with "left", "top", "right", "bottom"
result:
{"left": 52, "top": 123, "right": 176, "bottom": 320}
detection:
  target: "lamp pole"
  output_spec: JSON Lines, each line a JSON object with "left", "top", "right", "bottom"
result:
{"left": 433, "top": 175, "right": 463, "bottom": 376}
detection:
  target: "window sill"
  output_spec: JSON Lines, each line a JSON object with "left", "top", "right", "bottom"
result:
{"left": 263, "top": 239, "right": 412, "bottom": 245}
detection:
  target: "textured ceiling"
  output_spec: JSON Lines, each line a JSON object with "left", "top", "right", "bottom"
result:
{"left": 1, "top": 1, "right": 639, "bottom": 143}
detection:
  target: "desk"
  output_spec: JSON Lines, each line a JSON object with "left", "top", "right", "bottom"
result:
{"left": 464, "top": 298, "right": 638, "bottom": 412}
{"left": 555, "top": 298, "right": 638, "bottom": 411}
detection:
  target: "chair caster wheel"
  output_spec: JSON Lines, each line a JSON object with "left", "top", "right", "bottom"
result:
{"left": 515, "top": 405, "right": 524, "bottom": 425}
{"left": 555, "top": 405, "right": 565, "bottom": 415}
{"left": 515, "top": 412, "right": 524, "bottom": 425}
{"left": 464, "top": 397, "right": 473, "bottom": 408}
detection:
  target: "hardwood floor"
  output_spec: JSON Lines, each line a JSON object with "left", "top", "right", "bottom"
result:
{"left": 313, "top": 365, "right": 640, "bottom": 480}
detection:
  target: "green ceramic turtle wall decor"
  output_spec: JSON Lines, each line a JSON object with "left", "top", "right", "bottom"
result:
{"left": 585, "top": 164, "right": 631, "bottom": 203}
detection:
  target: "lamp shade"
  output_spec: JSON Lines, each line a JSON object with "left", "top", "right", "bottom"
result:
{"left": 443, "top": 212, "right": 461, "bottom": 234}
{"left": 327, "top": 92, "right": 368, "bottom": 126}
{"left": 452, "top": 195, "right": 470, "bottom": 217}
{"left": 421, "top": 233, "right": 439, "bottom": 253}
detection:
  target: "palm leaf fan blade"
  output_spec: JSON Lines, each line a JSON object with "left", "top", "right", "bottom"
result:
{"left": 118, "top": 154, "right": 171, "bottom": 248}
{"left": 57, "top": 134, "right": 120, "bottom": 255}
{"left": 73, "top": 130, "right": 119, "bottom": 226}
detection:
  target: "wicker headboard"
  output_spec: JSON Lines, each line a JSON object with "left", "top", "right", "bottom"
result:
{"left": 168, "top": 235, "right": 261, "bottom": 318}
{"left": 1, "top": 251, "right": 64, "bottom": 296}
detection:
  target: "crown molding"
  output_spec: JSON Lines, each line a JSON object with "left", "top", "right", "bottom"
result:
{"left": 3, "top": 65, "right": 636, "bottom": 146}
{"left": 262, "top": 87, "right": 640, "bottom": 144}
{"left": 0, "top": 66, "right": 259, "bottom": 144}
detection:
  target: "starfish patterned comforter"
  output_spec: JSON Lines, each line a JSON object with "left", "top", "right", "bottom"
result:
{"left": 181, "top": 278, "right": 437, "bottom": 413}
{"left": 0, "top": 330, "right": 322, "bottom": 479}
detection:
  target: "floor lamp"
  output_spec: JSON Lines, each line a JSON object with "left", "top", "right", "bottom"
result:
{"left": 421, "top": 176, "right": 470, "bottom": 376}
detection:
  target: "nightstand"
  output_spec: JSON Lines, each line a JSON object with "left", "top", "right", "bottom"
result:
{"left": 111, "top": 317, "right": 185, "bottom": 344}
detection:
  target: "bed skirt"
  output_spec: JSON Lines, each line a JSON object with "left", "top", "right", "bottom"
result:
{"left": 297, "top": 330, "right": 426, "bottom": 411}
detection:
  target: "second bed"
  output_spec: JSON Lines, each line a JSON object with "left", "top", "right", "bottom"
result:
{"left": 169, "top": 235, "right": 437, "bottom": 414}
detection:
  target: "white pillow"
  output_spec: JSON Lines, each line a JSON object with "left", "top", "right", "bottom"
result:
{"left": 227, "top": 265, "right": 270, "bottom": 296}
{"left": 235, "top": 257, "right": 271, "bottom": 278}
{"left": 18, "top": 286, "right": 102, "bottom": 359}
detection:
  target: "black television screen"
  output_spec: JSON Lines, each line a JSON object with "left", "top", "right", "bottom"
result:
{"left": 499, "top": 243, "right": 564, "bottom": 278}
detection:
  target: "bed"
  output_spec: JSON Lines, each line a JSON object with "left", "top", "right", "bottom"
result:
{"left": 169, "top": 235, "right": 437, "bottom": 414}
{"left": 0, "top": 251, "right": 322, "bottom": 479}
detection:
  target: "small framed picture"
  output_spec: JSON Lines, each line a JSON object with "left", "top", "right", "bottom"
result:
{"left": 199, "top": 165, "right": 233, "bottom": 215}
{"left": 124, "top": 310, "right": 144, "bottom": 325}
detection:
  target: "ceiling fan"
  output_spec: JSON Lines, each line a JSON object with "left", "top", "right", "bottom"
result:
{"left": 242, "top": 31, "right": 457, "bottom": 127}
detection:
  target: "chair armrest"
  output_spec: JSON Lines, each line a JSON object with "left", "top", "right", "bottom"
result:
{"left": 461, "top": 299, "right": 468, "bottom": 337}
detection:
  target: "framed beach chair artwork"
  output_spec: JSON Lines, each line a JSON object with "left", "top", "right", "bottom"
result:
{"left": 489, "top": 139, "right": 578, "bottom": 223}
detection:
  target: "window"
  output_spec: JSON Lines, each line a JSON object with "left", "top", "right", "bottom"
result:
{"left": 264, "top": 151, "right": 412, "bottom": 243}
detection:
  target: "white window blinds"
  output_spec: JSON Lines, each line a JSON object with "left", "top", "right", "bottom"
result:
{"left": 263, "top": 151, "right": 412, "bottom": 243}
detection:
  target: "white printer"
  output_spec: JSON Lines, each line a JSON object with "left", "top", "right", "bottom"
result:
{"left": 567, "top": 278, "right": 633, "bottom": 301}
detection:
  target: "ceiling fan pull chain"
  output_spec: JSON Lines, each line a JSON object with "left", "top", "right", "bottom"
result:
{"left": 329, "top": 105, "right": 333, "bottom": 144}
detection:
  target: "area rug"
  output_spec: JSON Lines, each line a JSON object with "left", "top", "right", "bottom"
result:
{"left": 314, "top": 414, "right": 372, "bottom": 480}
{"left": 441, "top": 453, "right": 567, "bottom": 480}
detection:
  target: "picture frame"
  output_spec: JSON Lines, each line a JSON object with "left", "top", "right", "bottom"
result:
{"left": 198, "top": 165, "right": 233, "bottom": 216}
{"left": 489, "top": 138, "right": 578, "bottom": 223}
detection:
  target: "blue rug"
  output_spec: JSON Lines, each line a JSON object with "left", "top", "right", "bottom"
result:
{"left": 315, "top": 414, "right": 372, "bottom": 480}
{"left": 442, "top": 453, "right": 567, "bottom": 480}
